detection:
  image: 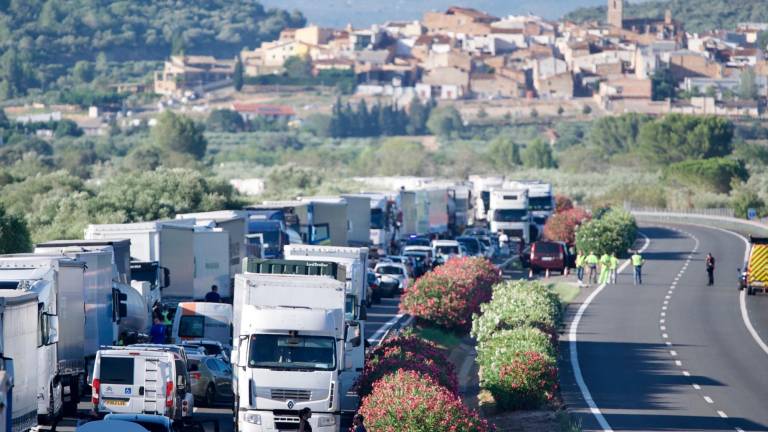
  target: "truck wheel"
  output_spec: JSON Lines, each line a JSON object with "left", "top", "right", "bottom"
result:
{"left": 748, "top": 286, "right": 755, "bottom": 296}
{"left": 63, "top": 381, "right": 79, "bottom": 416}
{"left": 205, "top": 384, "right": 216, "bottom": 407}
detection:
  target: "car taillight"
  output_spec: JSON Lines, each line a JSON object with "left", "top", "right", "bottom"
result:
{"left": 190, "top": 372, "right": 201, "bottom": 380}
{"left": 92, "top": 379, "right": 100, "bottom": 405}
{"left": 166, "top": 381, "right": 174, "bottom": 408}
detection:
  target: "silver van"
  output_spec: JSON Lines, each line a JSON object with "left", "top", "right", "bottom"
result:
{"left": 91, "top": 346, "right": 194, "bottom": 420}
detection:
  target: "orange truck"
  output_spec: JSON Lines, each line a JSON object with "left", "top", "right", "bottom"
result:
{"left": 741, "top": 237, "right": 768, "bottom": 296}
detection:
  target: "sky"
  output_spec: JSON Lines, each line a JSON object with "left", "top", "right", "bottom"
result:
{"left": 259, "top": 0, "right": 615, "bottom": 28}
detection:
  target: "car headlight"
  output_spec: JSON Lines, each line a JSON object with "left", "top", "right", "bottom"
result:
{"left": 244, "top": 413, "right": 262, "bottom": 425}
{"left": 318, "top": 416, "right": 336, "bottom": 427}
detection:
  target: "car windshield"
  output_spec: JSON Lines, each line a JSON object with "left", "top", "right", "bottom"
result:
{"left": 370, "top": 209, "right": 385, "bottom": 229}
{"left": 406, "top": 238, "right": 430, "bottom": 247}
{"left": 457, "top": 238, "right": 480, "bottom": 254}
{"left": 249, "top": 334, "right": 336, "bottom": 371}
{"left": 529, "top": 196, "right": 553, "bottom": 211}
{"left": 493, "top": 209, "right": 528, "bottom": 222}
{"left": 377, "top": 266, "right": 402, "bottom": 275}
{"left": 404, "top": 253, "right": 425, "bottom": 262}
{"left": 202, "top": 344, "right": 222, "bottom": 355}
{"left": 436, "top": 246, "right": 460, "bottom": 255}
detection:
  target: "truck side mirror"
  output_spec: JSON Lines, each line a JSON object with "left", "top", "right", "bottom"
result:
{"left": 46, "top": 314, "right": 59, "bottom": 345}
{"left": 236, "top": 335, "right": 249, "bottom": 368}
{"left": 163, "top": 268, "right": 171, "bottom": 289}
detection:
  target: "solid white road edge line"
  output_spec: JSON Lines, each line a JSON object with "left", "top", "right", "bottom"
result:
{"left": 568, "top": 232, "right": 651, "bottom": 432}
{"left": 368, "top": 313, "right": 404, "bottom": 344}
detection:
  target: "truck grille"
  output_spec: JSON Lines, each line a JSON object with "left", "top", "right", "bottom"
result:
{"left": 271, "top": 388, "right": 312, "bottom": 401}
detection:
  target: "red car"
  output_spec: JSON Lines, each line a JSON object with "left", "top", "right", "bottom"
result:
{"left": 529, "top": 241, "right": 569, "bottom": 276}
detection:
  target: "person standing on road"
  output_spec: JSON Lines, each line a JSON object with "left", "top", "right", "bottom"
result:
{"left": 631, "top": 250, "right": 644, "bottom": 285}
{"left": 350, "top": 414, "right": 367, "bottom": 432}
{"left": 150, "top": 317, "right": 166, "bottom": 344}
{"left": 575, "top": 250, "right": 586, "bottom": 286}
{"left": 498, "top": 230, "right": 509, "bottom": 256}
{"left": 298, "top": 408, "right": 312, "bottom": 432}
{"left": 599, "top": 252, "right": 611, "bottom": 284}
{"left": 205, "top": 284, "right": 221, "bottom": 303}
{"left": 706, "top": 253, "right": 716, "bottom": 286}
{"left": 609, "top": 252, "right": 619, "bottom": 284}
{"left": 586, "top": 251, "right": 599, "bottom": 285}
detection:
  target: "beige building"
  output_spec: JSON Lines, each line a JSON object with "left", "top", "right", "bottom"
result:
{"left": 423, "top": 7, "right": 498, "bottom": 36}
{"left": 154, "top": 55, "right": 234, "bottom": 96}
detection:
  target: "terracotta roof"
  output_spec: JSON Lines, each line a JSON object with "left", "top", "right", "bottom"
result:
{"left": 232, "top": 103, "right": 296, "bottom": 116}
{"left": 415, "top": 34, "right": 452, "bottom": 46}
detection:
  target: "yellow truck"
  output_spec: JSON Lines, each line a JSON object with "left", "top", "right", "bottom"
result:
{"left": 741, "top": 237, "right": 768, "bottom": 296}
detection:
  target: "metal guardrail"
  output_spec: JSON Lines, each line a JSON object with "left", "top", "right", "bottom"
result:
{"left": 628, "top": 206, "right": 735, "bottom": 218}
{"left": 629, "top": 210, "right": 768, "bottom": 237}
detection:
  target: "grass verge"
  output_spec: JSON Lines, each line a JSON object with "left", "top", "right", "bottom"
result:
{"left": 413, "top": 325, "right": 463, "bottom": 351}
{"left": 551, "top": 282, "right": 580, "bottom": 305}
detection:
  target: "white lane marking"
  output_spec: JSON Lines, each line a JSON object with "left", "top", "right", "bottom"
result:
{"left": 368, "top": 313, "right": 404, "bottom": 344}
{"left": 736, "top": 428, "right": 745, "bottom": 432}
{"left": 661, "top": 326, "right": 667, "bottom": 331}
{"left": 675, "top": 360, "right": 683, "bottom": 366}
{"left": 569, "top": 232, "right": 650, "bottom": 432}
{"left": 661, "top": 312, "right": 666, "bottom": 317}
{"left": 683, "top": 370, "right": 691, "bottom": 376}
{"left": 662, "top": 333, "right": 669, "bottom": 338}
{"left": 664, "top": 300, "right": 669, "bottom": 305}
{"left": 693, "top": 384, "right": 701, "bottom": 390}
{"left": 670, "top": 350, "right": 677, "bottom": 356}
{"left": 683, "top": 223, "right": 768, "bottom": 359}
{"left": 718, "top": 411, "right": 728, "bottom": 418}
{"left": 665, "top": 295, "right": 671, "bottom": 299}
{"left": 665, "top": 341, "right": 672, "bottom": 346}
{"left": 660, "top": 319, "right": 665, "bottom": 323}
{"left": 704, "top": 396, "right": 714, "bottom": 404}
{"left": 662, "top": 306, "right": 668, "bottom": 310}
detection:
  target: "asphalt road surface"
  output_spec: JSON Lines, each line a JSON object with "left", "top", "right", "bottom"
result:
{"left": 561, "top": 224, "right": 768, "bottom": 432}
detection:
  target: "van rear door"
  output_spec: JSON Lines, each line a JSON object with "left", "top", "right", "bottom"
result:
{"left": 98, "top": 355, "right": 139, "bottom": 412}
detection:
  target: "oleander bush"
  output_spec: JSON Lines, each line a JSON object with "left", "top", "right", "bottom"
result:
{"left": 400, "top": 257, "right": 501, "bottom": 332}
{"left": 575, "top": 208, "right": 637, "bottom": 256}
{"left": 543, "top": 207, "right": 592, "bottom": 244}
{"left": 471, "top": 281, "right": 562, "bottom": 344}
{"left": 476, "top": 328, "right": 558, "bottom": 410}
{"left": 355, "top": 335, "right": 457, "bottom": 398}
{"left": 359, "top": 369, "right": 491, "bottom": 432}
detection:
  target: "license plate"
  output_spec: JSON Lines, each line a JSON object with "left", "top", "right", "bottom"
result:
{"left": 542, "top": 257, "right": 553, "bottom": 261}
{"left": 104, "top": 399, "right": 128, "bottom": 406}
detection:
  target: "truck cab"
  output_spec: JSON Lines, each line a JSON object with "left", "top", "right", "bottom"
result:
{"left": 232, "top": 272, "right": 353, "bottom": 432}
{"left": 489, "top": 188, "right": 531, "bottom": 245}
{"left": 742, "top": 236, "right": 768, "bottom": 296}
{"left": 505, "top": 181, "right": 554, "bottom": 241}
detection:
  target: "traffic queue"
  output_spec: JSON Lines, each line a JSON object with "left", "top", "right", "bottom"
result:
{"left": 0, "top": 176, "right": 555, "bottom": 432}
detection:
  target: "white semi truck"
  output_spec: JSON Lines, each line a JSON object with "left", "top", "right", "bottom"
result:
{"left": 356, "top": 193, "right": 395, "bottom": 255}
{"left": 0, "top": 255, "right": 87, "bottom": 420}
{"left": 0, "top": 291, "right": 38, "bottom": 432}
{"left": 469, "top": 175, "right": 505, "bottom": 225}
{"left": 32, "top": 245, "right": 149, "bottom": 377}
{"left": 505, "top": 180, "right": 554, "bottom": 241}
{"left": 232, "top": 269, "right": 354, "bottom": 432}
{"left": 282, "top": 246, "right": 368, "bottom": 419}
{"left": 489, "top": 189, "right": 531, "bottom": 244}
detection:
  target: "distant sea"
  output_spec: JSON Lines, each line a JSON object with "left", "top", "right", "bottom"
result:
{"left": 259, "top": 0, "right": 618, "bottom": 27}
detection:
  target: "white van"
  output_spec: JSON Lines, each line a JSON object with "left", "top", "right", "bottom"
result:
{"left": 91, "top": 346, "right": 194, "bottom": 420}
{"left": 170, "top": 302, "right": 233, "bottom": 348}
{"left": 431, "top": 239, "right": 463, "bottom": 264}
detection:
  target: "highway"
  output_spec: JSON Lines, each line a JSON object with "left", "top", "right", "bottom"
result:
{"left": 562, "top": 224, "right": 768, "bottom": 432}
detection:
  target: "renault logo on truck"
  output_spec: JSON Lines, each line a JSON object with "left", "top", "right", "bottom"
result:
{"left": 287, "top": 400, "right": 295, "bottom": 409}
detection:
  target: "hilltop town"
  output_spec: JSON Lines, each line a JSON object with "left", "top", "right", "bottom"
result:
{"left": 151, "top": 1, "right": 768, "bottom": 120}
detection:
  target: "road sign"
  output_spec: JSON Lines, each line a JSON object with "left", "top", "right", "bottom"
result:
{"left": 748, "top": 208, "right": 757, "bottom": 220}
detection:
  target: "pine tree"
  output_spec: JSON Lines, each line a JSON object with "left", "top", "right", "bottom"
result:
{"left": 233, "top": 56, "right": 244, "bottom": 92}
{"left": 356, "top": 99, "right": 370, "bottom": 136}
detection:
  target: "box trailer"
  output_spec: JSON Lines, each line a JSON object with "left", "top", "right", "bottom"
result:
{"left": 175, "top": 210, "right": 249, "bottom": 278}
{"left": 85, "top": 221, "right": 195, "bottom": 303}
{"left": 0, "top": 291, "right": 38, "bottom": 432}
{"left": 192, "top": 226, "right": 231, "bottom": 300}
{"left": 397, "top": 190, "right": 418, "bottom": 238}
{"left": 341, "top": 194, "right": 373, "bottom": 247}
{"left": 300, "top": 197, "right": 350, "bottom": 246}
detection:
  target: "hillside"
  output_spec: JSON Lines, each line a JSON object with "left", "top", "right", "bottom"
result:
{"left": 565, "top": 0, "right": 768, "bottom": 33}
{"left": 0, "top": 0, "right": 304, "bottom": 98}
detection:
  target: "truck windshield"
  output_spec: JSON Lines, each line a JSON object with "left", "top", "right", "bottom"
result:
{"left": 493, "top": 209, "right": 529, "bottom": 222}
{"left": 436, "top": 246, "right": 460, "bottom": 255}
{"left": 370, "top": 209, "right": 385, "bottom": 229}
{"left": 131, "top": 264, "right": 156, "bottom": 284}
{"left": 456, "top": 238, "right": 480, "bottom": 255}
{"left": 249, "top": 334, "right": 336, "bottom": 371}
{"left": 529, "top": 196, "right": 553, "bottom": 211}
{"left": 376, "top": 266, "right": 402, "bottom": 275}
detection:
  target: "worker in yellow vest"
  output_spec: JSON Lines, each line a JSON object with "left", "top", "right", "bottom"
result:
{"left": 599, "top": 252, "right": 611, "bottom": 284}
{"left": 631, "top": 250, "right": 645, "bottom": 285}
{"left": 575, "top": 250, "right": 586, "bottom": 286}
{"left": 609, "top": 252, "right": 619, "bottom": 284}
{"left": 585, "top": 252, "right": 599, "bottom": 285}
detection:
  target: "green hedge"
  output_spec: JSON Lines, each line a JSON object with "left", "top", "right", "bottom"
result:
{"left": 471, "top": 281, "right": 561, "bottom": 343}
{"left": 664, "top": 157, "right": 747, "bottom": 193}
{"left": 575, "top": 208, "right": 637, "bottom": 256}
{"left": 476, "top": 328, "right": 558, "bottom": 410}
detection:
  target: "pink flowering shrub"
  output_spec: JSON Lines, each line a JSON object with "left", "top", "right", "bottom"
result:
{"left": 359, "top": 369, "right": 492, "bottom": 432}
{"left": 400, "top": 257, "right": 501, "bottom": 332}
{"left": 488, "top": 351, "right": 558, "bottom": 410}
{"left": 355, "top": 335, "right": 457, "bottom": 397}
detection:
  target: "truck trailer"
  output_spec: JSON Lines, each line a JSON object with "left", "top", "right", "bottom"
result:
{"left": 0, "top": 291, "right": 38, "bottom": 432}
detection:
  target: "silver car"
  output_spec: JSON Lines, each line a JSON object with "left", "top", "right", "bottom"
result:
{"left": 187, "top": 354, "right": 233, "bottom": 406}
